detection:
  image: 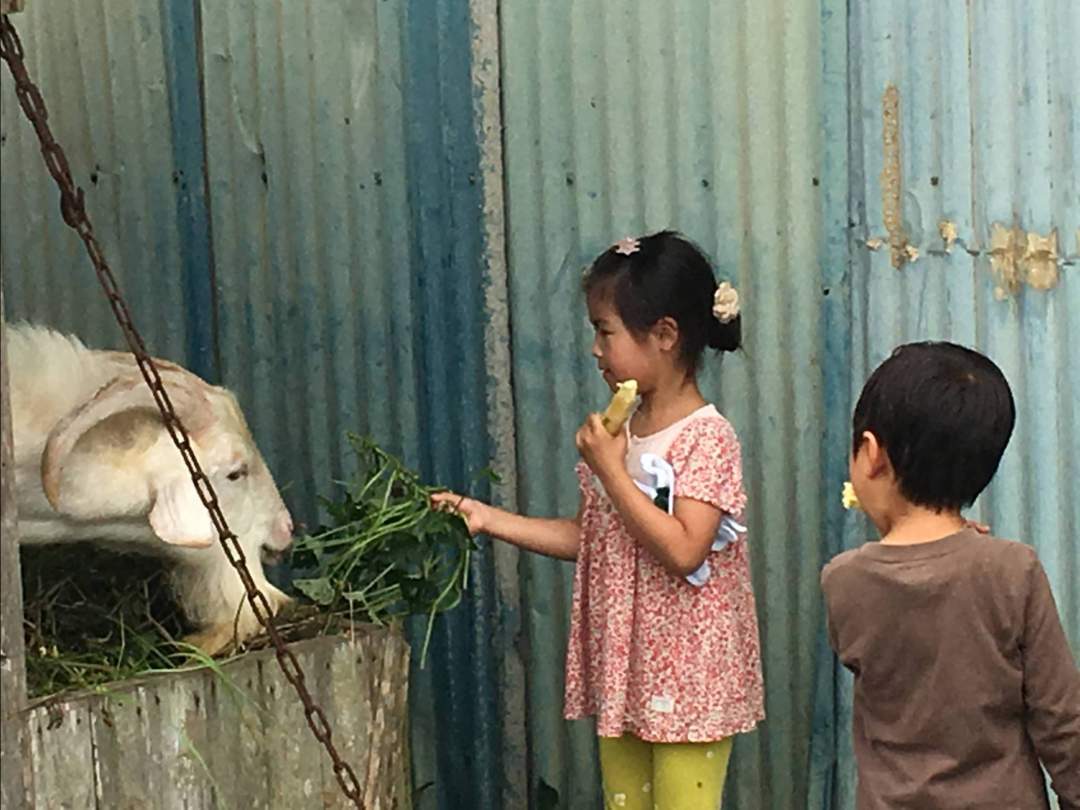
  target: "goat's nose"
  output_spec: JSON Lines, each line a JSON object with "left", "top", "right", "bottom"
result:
{"left": 274, "top": 512, "right": 294, "bottom": 546}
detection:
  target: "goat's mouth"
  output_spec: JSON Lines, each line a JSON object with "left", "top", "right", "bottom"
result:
{"left": 261, "top": 546, "right": 291, "bottom": 566}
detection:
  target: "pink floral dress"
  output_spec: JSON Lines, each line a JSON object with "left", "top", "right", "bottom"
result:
{"left": 563, "top": 406, "right": 765, "bottom": 742}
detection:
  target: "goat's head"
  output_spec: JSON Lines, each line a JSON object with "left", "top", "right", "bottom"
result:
{"left": 40, "top": 366, "right": 293, "bottom": 567}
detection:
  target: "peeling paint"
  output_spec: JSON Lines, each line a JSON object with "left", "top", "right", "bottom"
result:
{"left": 880, "top": 84, "right": 909, "bottom": 268}
{"left": 939, "top": 220, "right": 958, "bottom": 252}
{"left": 866, "top": 237, "right": 884, "bottom": 251}
{"left": 989, "top": 222, "right": 1061, "bottom": 297}
{"left": 1023, "top": 230, "right": 1059, "bottom": 290}
{"left": 989, "top": 223, "right": 1025, "bottom": 297}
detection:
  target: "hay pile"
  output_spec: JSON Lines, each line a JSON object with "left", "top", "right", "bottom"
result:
{"left": 21, "top": 545, "right": 187, "bottom": 699}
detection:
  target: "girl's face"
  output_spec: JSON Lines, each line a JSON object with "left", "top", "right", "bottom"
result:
{"left": 587, "top": 292, "right": 658, "bottom": 391}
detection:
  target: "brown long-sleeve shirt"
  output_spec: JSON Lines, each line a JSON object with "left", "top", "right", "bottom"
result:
{"left": 822, "top": 529, "right": 1080, "bottom": 809}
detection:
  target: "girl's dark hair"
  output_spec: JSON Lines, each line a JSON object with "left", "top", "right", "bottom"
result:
{"left": 582, "top": 230, "right": 741, "bottom": 369}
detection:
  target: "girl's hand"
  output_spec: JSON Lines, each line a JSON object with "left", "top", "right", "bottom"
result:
{"left": 575, "top": 413, "right": 628, "bottom": 480}
{"left": 431, "top": 491, "right": 490, "bottom": 536}
{"left": 963, "top": 518, "right": 991, "bottom": 535}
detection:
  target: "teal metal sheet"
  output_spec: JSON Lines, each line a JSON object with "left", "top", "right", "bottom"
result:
{"left": 199, "top": 3, "right": 505, "bottom": 808}
{"left": 198, "top": 0, "right": 421, "bottom": 523}
{"left": 813, "top": 1, "right": 1080, "bottom": 807}
{"left": 499, "top": 1, "right": 832, "bottom": 806}
{"left": 0, "top": 0, "right": 200, "bottom": 367}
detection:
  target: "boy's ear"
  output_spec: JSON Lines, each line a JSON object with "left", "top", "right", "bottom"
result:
{"left": 860, "top": 431, "right": 892, "bottom": 478}
{"left": 652, "top": 317, "right": 680, "bottom": 352}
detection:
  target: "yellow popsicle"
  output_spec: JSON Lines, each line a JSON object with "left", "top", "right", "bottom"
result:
{"left": 600, "top": 379, "right": 638, "bottom": 435}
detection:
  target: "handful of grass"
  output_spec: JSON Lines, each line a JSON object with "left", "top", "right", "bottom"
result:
{"left": 290, "top": 434, "right": 478, "bottom": 665}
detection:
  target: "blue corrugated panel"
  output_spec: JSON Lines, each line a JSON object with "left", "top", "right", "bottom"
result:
{"left": 499, "top": 1, "right": 831, "bottom": 806}
{"left": 196, "top": 2, "right": 501, "bottom": 808}
{"left": 816, "top": 1, "right": 1079, "bottom": 808}
{"left": 1, "top": 0, "right": 200, "bottom": 366}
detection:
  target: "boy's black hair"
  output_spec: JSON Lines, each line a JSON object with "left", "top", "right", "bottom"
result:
{"left": 582, "top": 230, "right": 740, "bottom": 369}
{"left": 852, "top": 341, "right": 1015, "bottom": 512}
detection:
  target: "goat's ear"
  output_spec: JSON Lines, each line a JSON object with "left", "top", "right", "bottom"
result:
{"left": 42, "top": 371, "right": 211, "bottom": 511}
{"left": 148, "top": 476, "right": 216, "bottom": 548}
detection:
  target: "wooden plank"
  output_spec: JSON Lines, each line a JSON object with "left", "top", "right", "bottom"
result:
{"left": 261, "top": 641, "right": 331, "bottom": 808}
{"left": 27, "top": 702, "right": 96, "bottom": 808}
{"left": 198, "top": 656, "right": 272, "bottom": 810}
{"left": 90, "top": 686, "right": 159, "bottom": 809}
{"left": 25, "top": 630, "right": 410, "bottom": 809}
{"left": 325, "top": 633, "right": 375, "bottom": 810}
{"left": 1, "top": 286, "right": 33, "bottom": 809}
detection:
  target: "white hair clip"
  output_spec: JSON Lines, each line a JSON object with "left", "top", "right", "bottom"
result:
{"left": 613, "top": 236, "right": 641, "bottom": 256}
{"left": 712, "top": 281, "right": 740, "bottom": 323}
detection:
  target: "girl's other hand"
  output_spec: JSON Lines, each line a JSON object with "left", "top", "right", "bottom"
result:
{"left": 431, "top": 491, "right": 490, "bottom": 536}
{"left": 963, "top": 518, "right": 991, "bottom": 535}
{"left": 575, "top": 413, "right": 628, "bottom": 479}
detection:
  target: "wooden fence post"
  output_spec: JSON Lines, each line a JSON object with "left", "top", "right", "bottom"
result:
{"left": 1, "top": 282, "right": 33, "bottom": 808}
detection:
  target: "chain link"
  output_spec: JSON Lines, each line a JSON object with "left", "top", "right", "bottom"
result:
{"left": 0, "top": 15, "right": 366, "bottom": 808}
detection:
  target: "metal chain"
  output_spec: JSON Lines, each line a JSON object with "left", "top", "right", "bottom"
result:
{"left": 0, "top": 15, "right": 365, "bottom": 808}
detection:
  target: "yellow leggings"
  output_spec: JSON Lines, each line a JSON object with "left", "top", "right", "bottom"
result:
{"left": 598, "top": 734, "right": 733, "bottom": 810}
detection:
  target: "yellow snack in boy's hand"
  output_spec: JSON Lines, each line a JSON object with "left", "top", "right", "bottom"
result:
{"left": 601, "top": 379, "right": 638, "bottom": 435}
{"left": 842, "top": 481, "right": 862, "bottom": 511}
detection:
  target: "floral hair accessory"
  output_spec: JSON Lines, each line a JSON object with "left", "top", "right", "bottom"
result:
{"left": 613, "top": 236, "right": 641, "bottom": 256}
{"left": 712, "top": 281, "right": 740, "bottom": 323}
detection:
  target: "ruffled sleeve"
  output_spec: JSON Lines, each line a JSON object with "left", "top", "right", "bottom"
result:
{"left": 668, "top": 416, "right": 747, "bottom": 516}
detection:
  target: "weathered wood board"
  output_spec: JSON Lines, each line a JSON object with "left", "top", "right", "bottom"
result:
{"left": 2, "top": 285, "right": 34, "bottom": 809}
{"left": 25, "top": 630, "right": 411, "bottom": 810}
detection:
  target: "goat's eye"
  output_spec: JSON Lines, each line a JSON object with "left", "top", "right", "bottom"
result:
{"left": 226, "top": 466, "right": 248, "bottom": 482}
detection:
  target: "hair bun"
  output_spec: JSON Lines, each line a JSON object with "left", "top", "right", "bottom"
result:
{"left": 708, "top": 314, "right": 741, "bottom": 353}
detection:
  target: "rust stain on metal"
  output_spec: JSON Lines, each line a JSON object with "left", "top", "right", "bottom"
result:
{"left": 939, "top": 220, "right": 958, "bottom": 253}
{"left": 989, "top": 223, "right": 1061, "bottom": 298}
{"left": 990, "top": 223, "right": 1024, "bottom": 299}
{"left": 880, "top": 84, "right": 908, "bottom": 269}
{"left": 1023, "top": 229, "right": 1058, "bottom": 290}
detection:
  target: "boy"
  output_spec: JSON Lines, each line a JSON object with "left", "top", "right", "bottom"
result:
{"left": 822, "top": 342, "right": 1079, "bottom": 809}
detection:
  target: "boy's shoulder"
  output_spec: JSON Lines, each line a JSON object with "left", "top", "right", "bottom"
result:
{"left": 821, "top": 532, "right": 1042, "bottom": 591}
{"left": 820, "top": 546, "right": 864, "bottom": 591}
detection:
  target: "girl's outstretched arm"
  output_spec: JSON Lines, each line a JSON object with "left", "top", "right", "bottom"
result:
{"left": 431, "top": 492, "right": 582, "bottom": 561}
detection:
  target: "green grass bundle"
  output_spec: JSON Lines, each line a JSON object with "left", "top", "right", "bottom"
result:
{"left": 290, "top": 434, "right": 479, "bottom": 664}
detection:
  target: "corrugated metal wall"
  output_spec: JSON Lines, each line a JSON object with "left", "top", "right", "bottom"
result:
{"left": 2, "top": 3, "right": 505, "bottom": 808}
{"left": 0, "top": 0, "right": 207, "bottom": 373}
{"left": 197, "top": 0, "right": 423, "bottom": 529}
{"left": 498, "top": 1, "right": 837, "bottom": 806}
{"left": 809, "top": 1, "right": 1079, "bottom": 808}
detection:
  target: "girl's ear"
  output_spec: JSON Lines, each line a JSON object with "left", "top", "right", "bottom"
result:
{"left": 652, "top": 317, "right": 680, "bottom": 352}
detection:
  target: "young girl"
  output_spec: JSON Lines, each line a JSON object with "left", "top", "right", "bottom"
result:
{"left": 434, "top": 231, "right": 765, "bottom": 809}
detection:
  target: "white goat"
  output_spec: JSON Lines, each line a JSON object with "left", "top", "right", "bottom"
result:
{"left": 6, "top": 323, "right": 294, "bottom": 655}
